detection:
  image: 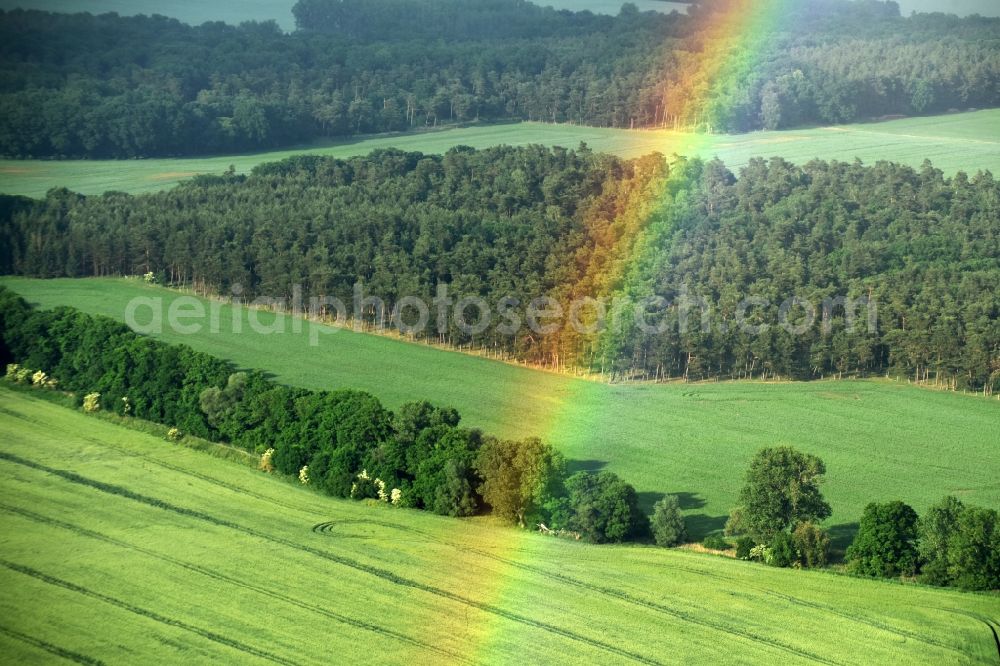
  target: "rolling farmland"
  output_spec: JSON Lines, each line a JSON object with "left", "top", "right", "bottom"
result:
{"left": 1, "top": 110, "right": 997, "bottom": 198}
{"left": 0, "top": 385, "right": 997, "bottom": 664}
{"left": 4, "top": 277, "right": 998, "bottom": 539}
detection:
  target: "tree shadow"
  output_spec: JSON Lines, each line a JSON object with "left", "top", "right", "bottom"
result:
{"left": 826, "top": 522, "right": 859, "bottom": 563}
{"left": 684, "top": 513, "right": 728, "bottom": 541}
{"left": 565, "top": 459, "right": 608, "bottom": 474}
{"left": 636, "top": 490, "right": 665, "bottom": 512}
{"left": 672, "top": 491, "right": 707, "bottom": 510}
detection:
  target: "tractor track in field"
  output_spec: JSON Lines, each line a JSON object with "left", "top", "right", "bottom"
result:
{"left": 0, "top": 503, "right": 470, "bottom": 664}
{"left": 932, "top": 607, "right": 1000, "bottom": 663}
{"left": 0, "top": 559, "right": 297, "bottom": 665}
{"left": 0, "top": 451, "right": 664, "bottom": 665}
{"left": 0, "top": 624, "right": 105, "bottom": 665}
{"left": 312, "top": 519, "right": 839, "bottom": 664}
{"left": 0, "top": 407, "right": 310, "bottom": 515}
{"left": 648, "top": 560, "right": 963, "bottom": 654}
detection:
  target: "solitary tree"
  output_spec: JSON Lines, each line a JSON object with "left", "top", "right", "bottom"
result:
{"left": 847, "top": 501, "right": 919, "bottom": 578}
{"left": 736, "top": 446, "right": 831, "bottom": 541}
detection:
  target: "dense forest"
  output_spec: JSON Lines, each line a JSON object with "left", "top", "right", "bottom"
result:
{"left": 1, "top": 0, "right": 997, "bottom": 157}
{"left": 2, "top": 146, "right": 997, "bottom": 391}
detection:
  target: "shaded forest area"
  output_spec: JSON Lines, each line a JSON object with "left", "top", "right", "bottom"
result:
{"left": 1, "top": 0, "right": 998, "bottom": 157}
{"left": 2, "top": 146, "right": 997, "bottom": 391}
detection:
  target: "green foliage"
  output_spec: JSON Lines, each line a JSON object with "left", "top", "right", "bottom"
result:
{"left": 918, "top": 495, "right": 966, "bottom": 586}
{"left": 766, "top": 532, "right": 797, "bottom": 568}
{"left": 475, "top": 437, "right": 565, "bottom": 527}
{"left": 918, "top": 496, "right": 1000, "bottom": 591}
{"left": 650, "top": 495, "right": 687, "bottom": 547}
{"left": 847, "top": 501, "right": 920, "bottom": 579}
{"left": 562, "top": 471, "right": 648, "bottom": 544}
{"left": 735, "top": 536, "right": 756, "bottom": 560}
{"left": 737, "top": 447, "right": 832, "bottom": 542}
{"left": 792, "top": 522, "right": 830, "bottom": 569}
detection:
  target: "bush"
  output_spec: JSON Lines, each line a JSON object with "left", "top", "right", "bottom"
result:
{"left": 651, "top": 495, "right": 687, "bottom": 547}
{"left": 298, "top": 465, "right": 310, "bottom": 485}
{"left": 167, "top": 427, "right": 183, "bottom": 442}
{"left": 735, "top": 536, "right": 756, "bottom": 560}
{"left": 258, "top": 447, "right": 275, "bottom": 472}
{"left": 702, "top": 534, "right": 729, "bottom": 551}
{"left": 82, "top": 392, "right": 101, "bottom": 413}
{"left": 792, "top": 522, "right": 830, "bottom": 568}
{"left": 766, "top": 531, "right": 797, "bottom": 568}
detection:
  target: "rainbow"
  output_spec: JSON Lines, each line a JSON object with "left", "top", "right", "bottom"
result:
{"left": 468, "top": 0, "right": 797, "bottom": 654}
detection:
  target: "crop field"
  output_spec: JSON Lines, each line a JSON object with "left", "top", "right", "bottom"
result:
{"left": 0, "top": 385, "right": 997, "bottom": 664}
{"left": 1, "top": 110, "right": 997, "bottom": 198}
{"left": 4, "top": 277, "right": 998, "bottom": 541}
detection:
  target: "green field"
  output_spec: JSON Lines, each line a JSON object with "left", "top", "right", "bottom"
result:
{"left": 4, "top": 277, "right": 998, "bottom": 542}
{"left": 0, "top": 385, "right": 997, "bottom": 663}
{"left": 2, "top": 110, "right": 998, "bottom": 198}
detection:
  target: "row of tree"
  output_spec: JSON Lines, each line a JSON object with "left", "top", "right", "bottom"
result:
{"left": 724, "top": 446, "right": 999, "bottom": 591}
{"left": 2, "top": 147, "right": 996, "bottom": 390}
{"left": 0, "top": 287, "right": 646, "bottom": 543}
{"left": 1, "top": 1, "right": 997, "bottom": 157}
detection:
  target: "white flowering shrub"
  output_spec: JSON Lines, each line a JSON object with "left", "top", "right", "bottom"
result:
{"left": 390, "top": 488, "right": 402, "bottom": 506}
{"left": 45, "top": 377, "right": 59, "bottom": 389}
{"left": 121, "top": 396, "right": 132, "bottom": 415}
{"left": 298, "top": 465, "right": 310, "bottom": 485}
{"left": 259, "top": 448, "right": 275, "bottom": 473}
{"left": 143, "top": 271, "right": 156, "bottom": 284}
{"left": 15, "top": 367, "right": 32, "bottom": 384}
{"left": 5, "top": 363, "right": 20, "bottom": 380}
{"left": 351, "top": 469, "right": 389, "bottom": 501}
{"left": 83, "top": 392, "right": 101, "bottom": 413}
{"left": 167, "top": 427, "right": 182, "bottom": 442}
{"left": 31, "top": 370, "right": 48, "bottom": 386}
{"left": 748, "top": 544, "right": 769, "bottom": 562}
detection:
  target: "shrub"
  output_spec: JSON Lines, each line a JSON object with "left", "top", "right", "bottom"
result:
{"left": 31, "top": 370, "right": 48, "bottom": 386}
{"left": 258, "top": 447, "right": 275, "bottom": 472}
{"left": 766, "top": 531, "right": 797, "bottom": 568}
{"left": 120, "top": 396, "right": 132, "bottom": 416}
{"left": 4, "top": 363, "right": 19, "bottom": 379}
{"left": 792, "top": 522, "right": 830, "bottom": 568}
{"left": 702, "top": 534, "right": 729, "bottom": 551}
{"left": 167, "top": 427, "right": 183, "bottom": 442}
{"left": 83, "top": 392, "right": 101, "bottom": 413}
{"left": 143, "top": 271, "right": 156, "bottom": 284}
{"left": 15, "top": 367, "right": 31, "bottom": 384}
{"left": 298, "top": 465, "right": 310, "bottom": 485}
{"left": 735, "top": 536, "right": 756, "bottom": 560}
{"left": 390, "top": 488, "right": 402, "bottom": 505}
{"left": 651, "top": 495, "right": 687, "bottom": 547}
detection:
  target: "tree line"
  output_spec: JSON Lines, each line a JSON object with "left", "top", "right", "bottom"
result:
{"left": 1, "top": 0, "right": 997, "bottom": 157}
{"left": 0, "top": 287, "right": 646, "bottom": 544}
{"left": 723, "top": 446, "right": 999, "bottom": 591}
{"left": 2, "top": 146, "right": 996, "bottom": 391}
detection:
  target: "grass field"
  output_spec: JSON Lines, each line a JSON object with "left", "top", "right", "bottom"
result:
{"left": 2, "top": 110, "right": 997, "bottom": 198}
{"left": 0, "top": 385, "right": 997, "bottom": 664}
{"left": 4, "top": 277, "right": 998, "bottom": 542}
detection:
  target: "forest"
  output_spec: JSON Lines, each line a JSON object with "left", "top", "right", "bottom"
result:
{"left": 1, "top": 146, "right": 997, "bottom": 391}
{"left": 0, "top": 0, "right": 997, "bottom": 157}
